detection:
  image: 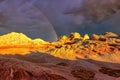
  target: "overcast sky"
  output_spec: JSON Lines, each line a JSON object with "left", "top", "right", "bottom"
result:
{"left": 34, "top": 0, "right": 120, "bottom": 35}
{"left": 0, "top": 0, "right": 119, "bottom": 41}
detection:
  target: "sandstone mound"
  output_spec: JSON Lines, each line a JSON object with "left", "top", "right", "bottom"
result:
{"left": 0, "top": 32, "right": 32, "bottom": 45}
{"left": 0, "top": 32, "right": 49, "bottom": 55}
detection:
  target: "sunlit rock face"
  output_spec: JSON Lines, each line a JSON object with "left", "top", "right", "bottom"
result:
{"left": 0, "top": 0, "right": 57, "bottom": 42}
{"left": 0, "top": 32, "right": 51, "bottom": 55}
{"left": 0, "top": 32, "right": 120, "bottom": 63}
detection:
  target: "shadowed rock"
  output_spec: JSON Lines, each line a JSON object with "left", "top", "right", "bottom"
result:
{"left": 71, "top": 69, "right": 95, "bottom": 80}
{"left": 0, "top": 57, "right": 68, "bottom": 80}
{"left": 99, "top": 67, "right": 120, "bottom": 78}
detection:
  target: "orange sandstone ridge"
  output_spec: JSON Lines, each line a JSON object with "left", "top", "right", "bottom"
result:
{"left": 0, "top": 32, "right": 120, "bottom": 62}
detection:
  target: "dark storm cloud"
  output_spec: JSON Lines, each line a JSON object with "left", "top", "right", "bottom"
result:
{"left": 0, "top": 0, "right": 58, "bottom": 41}
{"left": 0, "top": 0, "right": 119, "bottom": 41}
{"left": 33, "top": 0, "right": 83, "bottom": 36}
{"left": 63, "top": 0, "right": 120, "bottom": 34}
{"left": 33, "top": 0, "right": 120, "bottom": 35}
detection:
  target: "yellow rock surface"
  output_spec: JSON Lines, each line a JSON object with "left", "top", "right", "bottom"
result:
{"left": 0, "top": 32, "right": 49, "bottom": 55}
{"left": 83, "top": 34, "right": 89, "bottom": 40}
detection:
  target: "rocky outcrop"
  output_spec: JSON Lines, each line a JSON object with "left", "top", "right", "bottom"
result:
{"left": 0, "top": 32, "right": 119, "bottom": 62}
{"left": 48, "top": 32, "right": 120, "bottom": 62}
{"left": 0, "top": 32, "right": 120, "bottom": 80}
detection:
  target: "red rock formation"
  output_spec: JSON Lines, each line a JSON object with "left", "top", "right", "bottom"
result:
{"left": 0, "top": 32, "right": 120, "bottom": 80}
